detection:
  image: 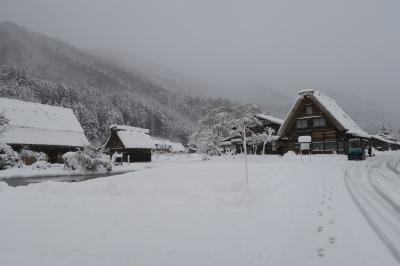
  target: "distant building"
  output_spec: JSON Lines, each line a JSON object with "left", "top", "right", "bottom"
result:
{"left": 104, "top": 125, "right": 153, "bottom": 162}
{"left": 253, "top": 113, "right": 284, "bottom": 134}
{"left": 152, "top": 138, "right": 186, "bottom": 153}
{"left": 370, "top": 135, "right": 400, "bottom": 151}
{"left": 219, "top": 113, "right": 283, "bottom": 154}
{"left": 0, "top": 97, "right": 89, "bottom": 163}
{"left": 278, "top": 90, "right": 370, "bottom": 154}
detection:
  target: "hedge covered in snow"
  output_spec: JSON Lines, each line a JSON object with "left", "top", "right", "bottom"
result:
{"left": 0, "top": 143, "right": 20, "bottom": 170}
{"left": 63, "top": 147, "right": 112, "bottom": 172}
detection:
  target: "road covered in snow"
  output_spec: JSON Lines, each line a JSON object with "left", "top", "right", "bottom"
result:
{"left": 0, "top": 153, "right": 399, "bottom": 266}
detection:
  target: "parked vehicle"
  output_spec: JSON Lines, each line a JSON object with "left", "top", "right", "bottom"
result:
{"left": 348, "top": 138, "right": 366, "bottom": 160}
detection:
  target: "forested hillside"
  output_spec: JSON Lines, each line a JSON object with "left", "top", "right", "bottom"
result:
{"left": 0, "top": 21, "right": 234, "bottom": 144}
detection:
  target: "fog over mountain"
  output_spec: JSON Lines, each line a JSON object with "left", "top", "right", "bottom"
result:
{"left": 0, "top": 0, "right": 399, "bottom": 131}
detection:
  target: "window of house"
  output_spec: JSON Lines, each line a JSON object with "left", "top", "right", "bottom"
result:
{"left": 313, "top": 117, "right": 326, "bottom": 128}
{"left": 312, "top": 142, "right": 324, "bottom": 151}
{"left": 297, "top": 119, "right": 308, "bottom": 129}
{"left": 305, "top": 105, "right": 313, "bottom": 115}
{"left": 325, "top": 141, "right": 337, "bottom": 152}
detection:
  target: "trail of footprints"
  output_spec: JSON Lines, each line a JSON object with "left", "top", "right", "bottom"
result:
{"left": 315, "top": 180, "right": 336, "bottom": 258}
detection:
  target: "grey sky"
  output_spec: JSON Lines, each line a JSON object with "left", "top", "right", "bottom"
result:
{"left": 0, "top": 0, "right": 399, "bottom": 109}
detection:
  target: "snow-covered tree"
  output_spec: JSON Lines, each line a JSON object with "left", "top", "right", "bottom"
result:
{"left": 0, "top": 143, "right": 19, "bottom": 170}
{"left": 258, "top": 127, "right": 275, "bottom": 155}
{"left": 188, "top": 124, "right": 217, "bottom": 155}
{"left": 231, "top": 103, "right": 261, "bottom": 153}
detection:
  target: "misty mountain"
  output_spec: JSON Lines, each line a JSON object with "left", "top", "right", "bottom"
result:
{"left": 0, "top": 20, "right": 397, "bottom": 139}
{"left": 87, "top": 47, "right": 400, "bottom": 134}
{"left": 0, "top": 21, "right": 234, "bottom": 144}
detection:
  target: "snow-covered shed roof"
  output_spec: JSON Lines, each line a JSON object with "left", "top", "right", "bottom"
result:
{"left": 255, "top": 113, "right": 284, "bottom": 125}
{"left": 109, "top": 125, "right": 154, "bottom": 149}
{"left": 371, "top": 135, "right": 400, "bottom": 145}
{"left": 0, "top": 97, "right": 89, "bottom": 147}
{"left": 152, "top": 137, "right": 185, "bottom": 152}
{"left": 278, "top": 90, "right": 370, "bottom": 138}
{"left": 170, "top": 142, "right": 185, "bottom": 152}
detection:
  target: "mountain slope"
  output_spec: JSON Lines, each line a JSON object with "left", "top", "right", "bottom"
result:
{"left": 0, "top": 21, "right": 234, "bottom": 144}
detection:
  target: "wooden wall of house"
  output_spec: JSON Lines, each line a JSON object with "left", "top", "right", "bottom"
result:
{"left": 109, "top": 148, "right": 151, "bottom": 162}
{"left": 10, "top": 144, "right": 80, "bottom": 164}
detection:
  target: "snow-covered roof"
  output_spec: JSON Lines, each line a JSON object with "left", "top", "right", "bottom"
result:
{"left": 278, "top": 90, "right": 370, "bottom": 138}
{"left": 152, "top": 137, "right": 185, "bottom": 152}
{"left": 371, "top": 135, "right": 400, "bottom": 145}
{"left": 170, "top": 142, "right": 185, "bottom": 152}
{"left": 110, "top": 125, "right": 154, "bottom": 149}
{"left": 0, "top": 97, "right": 89, "bottom": 147}
{"left": 255, "top": 113, "right": 284, "bottom": 125}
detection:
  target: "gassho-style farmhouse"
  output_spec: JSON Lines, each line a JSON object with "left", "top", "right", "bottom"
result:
{"left": 1, "top": 89, "right": 399, "bottom": 163}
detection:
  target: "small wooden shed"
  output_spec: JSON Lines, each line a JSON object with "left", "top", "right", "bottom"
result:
{"left": 104, "top": 125, "right": 153, "bottom": 162}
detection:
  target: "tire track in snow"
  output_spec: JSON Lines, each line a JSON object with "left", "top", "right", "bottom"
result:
{"left": 344, "top": 161, "right": 400, "bottom": 264}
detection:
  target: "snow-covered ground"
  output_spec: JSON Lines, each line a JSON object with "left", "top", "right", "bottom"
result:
{"left": 0, "top": 153, "right": 400, "bottom": 266}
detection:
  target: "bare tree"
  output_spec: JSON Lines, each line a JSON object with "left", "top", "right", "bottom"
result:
{"left": 231, "top": 103, "right": 261, "bottom": 185}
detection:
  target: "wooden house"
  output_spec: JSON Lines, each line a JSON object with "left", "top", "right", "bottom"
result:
{"left": 0, "top": 97, "right": 89, "bottom": 163}
{"left": 104, "top": 125, "right": 153, "bottom": 162}
{"left": 277, "top": 90, "right": 370, "bottom": 154}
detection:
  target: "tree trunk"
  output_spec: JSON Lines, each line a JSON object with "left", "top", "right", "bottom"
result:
{"left": 263, "top": 141, "right": 267, "bottom": 155}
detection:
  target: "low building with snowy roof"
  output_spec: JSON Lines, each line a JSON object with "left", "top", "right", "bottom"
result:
{"left": 370, "top": 134, "right": 400, "bottom": 151}
{"left": 0, "top": 97, "right": 89, "bottom": 163}
{"left": 254, "top": 113, "right": 283, "bottom": 134}
{"left": 104, "top": 125, "right": 153, "bottom": 162}
{"left": 277, "top": 90, "right": 370, "bottom": 154}
{"left": 152, "top": 138, "right": 186, "bottom": 153}
{"left": 219, "top": 113, "right": 283, "bottom": 155}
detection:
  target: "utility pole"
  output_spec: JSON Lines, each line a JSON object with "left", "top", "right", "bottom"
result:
{"left": 243, "top": 125, "right": 248, "bottom": 185}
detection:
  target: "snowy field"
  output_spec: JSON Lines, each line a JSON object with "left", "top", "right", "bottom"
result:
{"left": 1, "top": 153, "right": 400, "bottom": 266}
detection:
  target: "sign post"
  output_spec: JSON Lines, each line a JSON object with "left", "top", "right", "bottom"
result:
{"left": 298, "top": 136, "right": 312, "bottom": 162}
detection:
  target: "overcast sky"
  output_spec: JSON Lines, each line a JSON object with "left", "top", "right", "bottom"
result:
{"left": 0, "top": 0, "right": 399, "bottom": 108}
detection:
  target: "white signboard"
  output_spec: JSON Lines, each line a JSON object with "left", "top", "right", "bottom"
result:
{"left": 298, "top": 136, "right": 312, "bottom": 143}
{"left": 299, "top": 136, "right": 312, "bottom": 152}
{"left": 300, "top": 142, "right": 310, "bottom": 150}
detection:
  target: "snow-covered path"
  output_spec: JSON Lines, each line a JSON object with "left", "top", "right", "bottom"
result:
{"left": 0, "top": 154, "right": 399, "bottom": 266}
{"left": 344, "top": 155, "right": 400, "bottom": 264}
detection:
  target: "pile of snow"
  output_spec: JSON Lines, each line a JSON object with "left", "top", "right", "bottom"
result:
{"left": 282, "top": 150, "right": 297, "bottom": 158}
{"left": 31, "top": 160, "right": 51, "bottom": 170}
